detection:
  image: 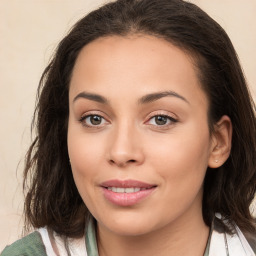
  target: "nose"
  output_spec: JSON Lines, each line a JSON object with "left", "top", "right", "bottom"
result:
{"left": 107, "top": 123, "right": 145, "bottom": 167}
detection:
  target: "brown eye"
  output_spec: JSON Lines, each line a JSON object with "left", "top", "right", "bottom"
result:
{"left": 90, "top": 115, "right": 102, "bottom": 125}
{"left": 148, "top": 115, "right": 177, "bottom": 126}
{"left": 80, "top": 114, "right": 107, "bottom": 127}
{"left": 155, "top": 116, "right": 168, "bottom": 125}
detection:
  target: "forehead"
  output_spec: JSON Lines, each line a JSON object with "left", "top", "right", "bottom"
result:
{"left": 72, "top": 35, "right": 196, "bottom": 81}
{"left": 70, "top": 35, "right": 208, "bottom": 109}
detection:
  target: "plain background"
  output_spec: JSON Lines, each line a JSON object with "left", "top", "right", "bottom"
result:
{"left": 0, "top": 0, "right": 255, "bottom": 251}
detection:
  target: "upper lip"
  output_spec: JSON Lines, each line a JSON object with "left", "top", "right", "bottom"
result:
{"left": 101, "top": 179, "right": 156, "bottom": 188}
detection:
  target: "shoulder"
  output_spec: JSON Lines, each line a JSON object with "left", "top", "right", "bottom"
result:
{"left": 210, "top": 215, "right": 256, "bottom": 255}
{"left": 1, "top": 227, "right": 87, "bottom": 256}
{"left": 1, "top": 231, "right": 47, "bottom": 256}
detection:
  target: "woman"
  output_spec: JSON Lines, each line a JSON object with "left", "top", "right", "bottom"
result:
{"left": 1, "top": 0, "right": 256, "bottom": 255}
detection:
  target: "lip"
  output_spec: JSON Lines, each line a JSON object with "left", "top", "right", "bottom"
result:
{"left": 100, "top": 179, "right": 157, "bottom": 206}
{"left": 101, "top": 179, "right": 155, "bottom": 188}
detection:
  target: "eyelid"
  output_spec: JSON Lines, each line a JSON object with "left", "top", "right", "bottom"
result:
{"left": 79, "top": 110, "right": 110, "bottom": 128}
{"left": 145, "top": 110, "right": 178, "bottom": 127}
{"left": 78, "top": 110, "right": 178, "bottom": 129}
{"left": 145, "top": 110, "right": 178, "bottom": 121}
{"left": 79, "top": 110, "right": 109, "bottom": 120}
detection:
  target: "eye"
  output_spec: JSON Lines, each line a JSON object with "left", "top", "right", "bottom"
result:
{"left": 79, "top": 114, "right": 108, "bottom": 127}
{"left": 148, "top": 115, "right": 177, "bottom": 126}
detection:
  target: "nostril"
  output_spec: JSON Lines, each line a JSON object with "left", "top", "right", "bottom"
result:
{"left": 108, "top": 159, "right": 136, "bottom": 166}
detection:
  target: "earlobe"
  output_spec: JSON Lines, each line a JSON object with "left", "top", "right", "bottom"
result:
{"left": 208, "top": 115, "right": 232, "bottom": 168}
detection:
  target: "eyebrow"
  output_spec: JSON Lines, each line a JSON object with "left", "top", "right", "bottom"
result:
{"left": 73, "top": 90, "right": 189, "bottom": 105}
{"left": 73, "top": 92, "right": 108, "bottom": 104}
{"left": 139, "top": 91, "right": 189, "bottom": 105}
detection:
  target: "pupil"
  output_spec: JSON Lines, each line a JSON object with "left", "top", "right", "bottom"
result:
{"left": 90, "top": 115, "right": 101, "bottom": 125}
{"left": 155, "top": 116, "right": 167, "bottom": 125}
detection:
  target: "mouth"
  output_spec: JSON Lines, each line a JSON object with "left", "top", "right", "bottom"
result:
{"left": 100, "top": 179, "right": 157, "bottom": 206}
{"left": 101, "top": 179, "right": 157, "bottom": 192}
{"left": 106, "top": 187, "right": 150, "bottom": 193}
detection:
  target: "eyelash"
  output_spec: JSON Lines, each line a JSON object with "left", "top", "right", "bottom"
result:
{"left": 79, "top": 113, "right": 108, "bottom": 128}
{"left": 78, "top": 112, "right": 178, "bottom": 129}
{"left": 146, "top": 113, "right": 178, "bottom": 128}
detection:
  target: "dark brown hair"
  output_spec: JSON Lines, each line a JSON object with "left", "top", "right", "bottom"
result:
{"left": 24, "top": 0, "right": 256, "bottom": 237}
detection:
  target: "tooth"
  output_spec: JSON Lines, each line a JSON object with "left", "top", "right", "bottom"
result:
{"left": 107, "top": 187, "right": 145, "bottom": 193}
{"left": 125, "top": 188, "right": 135, "bottom": 193}
{"left": 116, "top": 188, "right": 125, "bottom": 193}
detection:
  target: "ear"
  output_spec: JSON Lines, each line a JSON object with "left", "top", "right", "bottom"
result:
{"left": 208, "top": 115, "right": 232, "bottom": 168}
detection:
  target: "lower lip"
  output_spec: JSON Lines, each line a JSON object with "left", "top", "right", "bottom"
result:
{"left": 102, "top": 187, "right": 156, "bottom": 206}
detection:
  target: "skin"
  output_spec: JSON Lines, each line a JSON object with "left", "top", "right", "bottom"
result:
{"left": 68, "top": 35, "right": 232, "bottom": 256}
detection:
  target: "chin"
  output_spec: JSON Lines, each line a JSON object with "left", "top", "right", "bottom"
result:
{"left": 107, "top": 224, "right": 154, "bottom": 237}
{"left": 97, "top": 214, "right": 158, "bottom": 237}
{"left": 101, "top": 212, "right": 180, "bottom": 238}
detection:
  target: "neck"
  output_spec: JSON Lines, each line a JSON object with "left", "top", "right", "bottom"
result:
{"left": 97, "top": 210, "right": 210, "bottom": 256}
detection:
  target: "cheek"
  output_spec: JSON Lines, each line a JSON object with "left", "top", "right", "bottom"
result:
{"left": 67, "top": 124, "right": 105, "bottom": 188}
{"left": 67, "top": 131, "right": 105, "bottom": 215}
{"left": 146, "top": 126, "right": 211, "bottom": 220}
{"left": 147, "top": 123, "right": 211, "bottom": 186}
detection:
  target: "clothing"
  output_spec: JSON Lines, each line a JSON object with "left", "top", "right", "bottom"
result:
{"left": 1, "top": 214, "right": 255, "bottom": 256}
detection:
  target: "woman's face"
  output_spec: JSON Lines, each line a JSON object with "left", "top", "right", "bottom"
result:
{"left": 68, "top": 35, "right": 215, "bottom": 236}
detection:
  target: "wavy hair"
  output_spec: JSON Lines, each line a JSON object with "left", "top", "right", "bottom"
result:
{"left": 24, "top": 0, "right": 256, "bottom": 237}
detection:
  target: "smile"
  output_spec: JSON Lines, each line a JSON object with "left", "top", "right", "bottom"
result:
{"left": 107, "top": 187, "right": 148, "bottom": 193}
{"left": 101, "top": 179, "right": 157, "bottom": 206}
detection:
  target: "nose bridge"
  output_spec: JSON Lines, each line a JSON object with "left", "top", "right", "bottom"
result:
{"left": 108, "top": 119, "right": 144, "bottom": 166}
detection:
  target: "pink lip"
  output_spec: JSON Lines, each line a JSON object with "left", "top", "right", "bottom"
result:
{"left": 101, "top": 179, "right": 157, "bottom": 206}
{"left": 101, "top": 179, "right": 155, "bottom": 188}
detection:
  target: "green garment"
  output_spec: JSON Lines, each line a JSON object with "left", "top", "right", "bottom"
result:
{"left": 1, "top": 215, "right": 255, "bottom": 256}
{"left": 1, "top": 231, "right": 47, "bottom": 256}
{"left": 0, "top": 219, "right": 209, "bottom": 256}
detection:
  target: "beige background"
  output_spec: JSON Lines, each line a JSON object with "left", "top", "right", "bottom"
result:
{"left": 0, "top": 0, "right": 255, "bottom": 251}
